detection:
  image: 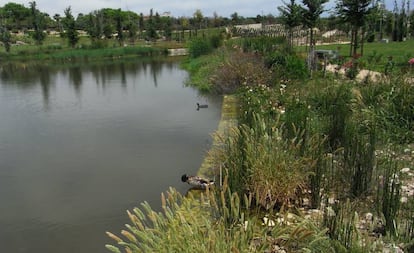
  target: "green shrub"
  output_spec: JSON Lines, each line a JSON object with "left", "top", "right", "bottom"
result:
{"left": 239, "top": 36, "right": 286, "bottom": 54}
{"left": 209, "top": 33, "right": 223, "bottom": 49}
{"left": 187, "top": 37, "right": 212, "bottom": 58}
{"left": 267, "top": 53, "right": 309, "bottom": 81}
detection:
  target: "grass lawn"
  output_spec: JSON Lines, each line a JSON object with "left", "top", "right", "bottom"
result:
{"left": 313, "top": 39, "right": 414, "bottom": 74}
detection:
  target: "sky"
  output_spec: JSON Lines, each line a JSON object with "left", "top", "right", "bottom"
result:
{"left": 1, "top": 0, "right": 396, "bottom": 18}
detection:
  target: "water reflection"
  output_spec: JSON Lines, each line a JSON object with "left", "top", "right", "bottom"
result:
{"left": 0, "top": 58, "right": 181, "bottom": 111}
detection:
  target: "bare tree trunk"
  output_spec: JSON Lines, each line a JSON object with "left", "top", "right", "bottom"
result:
{"left": 353, "top": 29, "right": 358, "bottom": 56}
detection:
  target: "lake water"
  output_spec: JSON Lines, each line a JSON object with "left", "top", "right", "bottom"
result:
{"left": 0, "top": 59, "right": 222, "bottom": 253}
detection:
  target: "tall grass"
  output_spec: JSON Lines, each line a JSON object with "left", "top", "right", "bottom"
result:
{"left": 310, "top": 83, "right": 353, "bottom": 151}
{"left": 377, "top": 152, "right": 402, "bottom": 236}
{"left": 106, "top": 181, "right": 333, "bottom": 253}
{"left": 343, "top": 119, "right": 376, "bottom": 198}
{"left": 211, "top": 113, "right": 315, "bottom": 210}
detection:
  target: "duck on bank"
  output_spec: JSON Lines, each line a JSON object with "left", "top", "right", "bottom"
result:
{"left": 181, "top": 174, "right": 214, "bottom": 190}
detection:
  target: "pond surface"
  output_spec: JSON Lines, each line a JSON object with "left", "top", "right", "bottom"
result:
{"left": 0, "top": 59, "right": 222, "bottom": 253}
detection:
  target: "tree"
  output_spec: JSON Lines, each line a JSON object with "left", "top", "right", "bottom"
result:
{"left": 146, "top": 9, "right": 157, "bottom": 40}
{"left": 391, "top": 0, "right": 409, "bottom": 41}
{"left": 85, "top": 10, "right": 104, "bottom": 42}
{"left": 124, "top": 11, "right": 138, "bottom": 43}
{"left": 53, "top": 13, "right": 62, "bottom": 33}
{"left": 278, "top": 0, "right": 302, "bottom": 50}
{"left": 161, "top": 16, "right": 173, "bottom": 40}
{"left": 212, "top": 11, "right": 223, "bottom": 27}
{"left": 115, "top": 9, "right": 124, "bottom": 46}
{"left": 0, "top": 26, "right": 12, "bottom": 52}
{"left": 193, "top": 9, "right": 204, "bottom": 30}
{"left": 302, "top": 0, "right": 328, "bottom": 70}
{"left": 62, "top": 7, "right": 79, "bottom": 48}
{"left": 138, "top": 13, "right": 144, "bottom": 39}
{"left": 335, "top": 0, "right": 371, "bottom": 56}
{"left": 2, "top": 2, "right": 30, "bottom": 30}
{"left": 29, "top": 1, "right": 46, "bottom": 45}
{"left": 230, "top": 12, "right": 240, "bottom": 25}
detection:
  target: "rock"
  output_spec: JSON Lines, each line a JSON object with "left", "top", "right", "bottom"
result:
{"left": 262, "top": 216, "right": 276, "bottom": 227}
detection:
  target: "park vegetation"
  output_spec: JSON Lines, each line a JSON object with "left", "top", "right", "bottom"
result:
{"left": 105, "top": 0, "right": 414, "bottom": 251}
{"left": 0, "top": 1, "right": 413, "bottom": 253}
{"left": 107, "top": 33, "right": 414, "bottom": 252}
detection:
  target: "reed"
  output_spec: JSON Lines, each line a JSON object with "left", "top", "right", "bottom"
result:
{"left": 343, "top": 119, "right": 377, "bottom": 198}
{"left": 323, "top": 200, "right": 360, "bottom": 250}
{"left": 377, "top": 152, "right": 401, "bottom": 237}
{"left": 309, "top": 83, "right": 353, "bottom": 151}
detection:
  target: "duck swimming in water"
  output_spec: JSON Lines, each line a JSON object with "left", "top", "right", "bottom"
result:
{"left": 196, "top": 103, "right": 208, "bottom": 110}
{"left": 181, "top": 174, "right": 214, "bottom": 189}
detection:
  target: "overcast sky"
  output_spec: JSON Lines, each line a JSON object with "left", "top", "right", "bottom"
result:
{"left": 1, "top": 0, "right": 396, "bottom": 18}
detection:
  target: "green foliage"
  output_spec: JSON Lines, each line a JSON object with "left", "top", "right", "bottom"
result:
{"left": 237, "top": 36, "right": 286, "bottom": 54}
{"left": 377, "top": 152, "right": 401, "bottom": 237}
{"left": 238, "top": 85, "right": 281, "bottom": 126}
{"left": 385, "top": 80, "right": 414, "bottom": 143}
{"left": 106, "top": 185, "right": 332, "bottom": 253}
{"left": 0, "top": 27, "right": 12, "bottom": 52}
{"left": 266, "top": 52, "right": 309, "bottom": 80}
{"left": 322, "top": 200, "right": 380, "bottom": 252}
{"left": 278, "top": 0, "right": 302, "bottom": 49}
{"left": 310, "top": 83, "right": 353, "bottom": 150}
{"left": 181, "top": 52, "right": 224, "bottom": 93}
{"left": 343, "top": 119, "right": 376, "bottom": 197}
{"left": 62, "top": 7, "right": 79, "bottom": 48}
{"left": 187, "top": 37, "right": 212, "bottom": 58}
{"left": 209, "top": 33, "right": 223, "bottom": 49}
{"left": 314, "top": 40, "right": 414, "bottom": 74}
{"left": 211, "top": 51, "right": 273, "bottom": 94}
{"left": 29, "top": 1, "right": 46, "bottom": 45}
{"left": 335, "top": 0, "right": 371, "bottom": 55}
{"left": 211, "top": 113, "right": 315, "bottom": 209}
{"left": 359, "top": 78, "right": 414, "bottom": 144}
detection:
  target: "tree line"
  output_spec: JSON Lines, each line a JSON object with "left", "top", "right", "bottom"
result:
{"left": 278, "top": 0, "right": 413, "bottom": 57}
{"left": 0, "top": 1, "right": 276, "bottom": 51}
{"left": 0, "top": 0, "right": 413, "bottom": 53}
